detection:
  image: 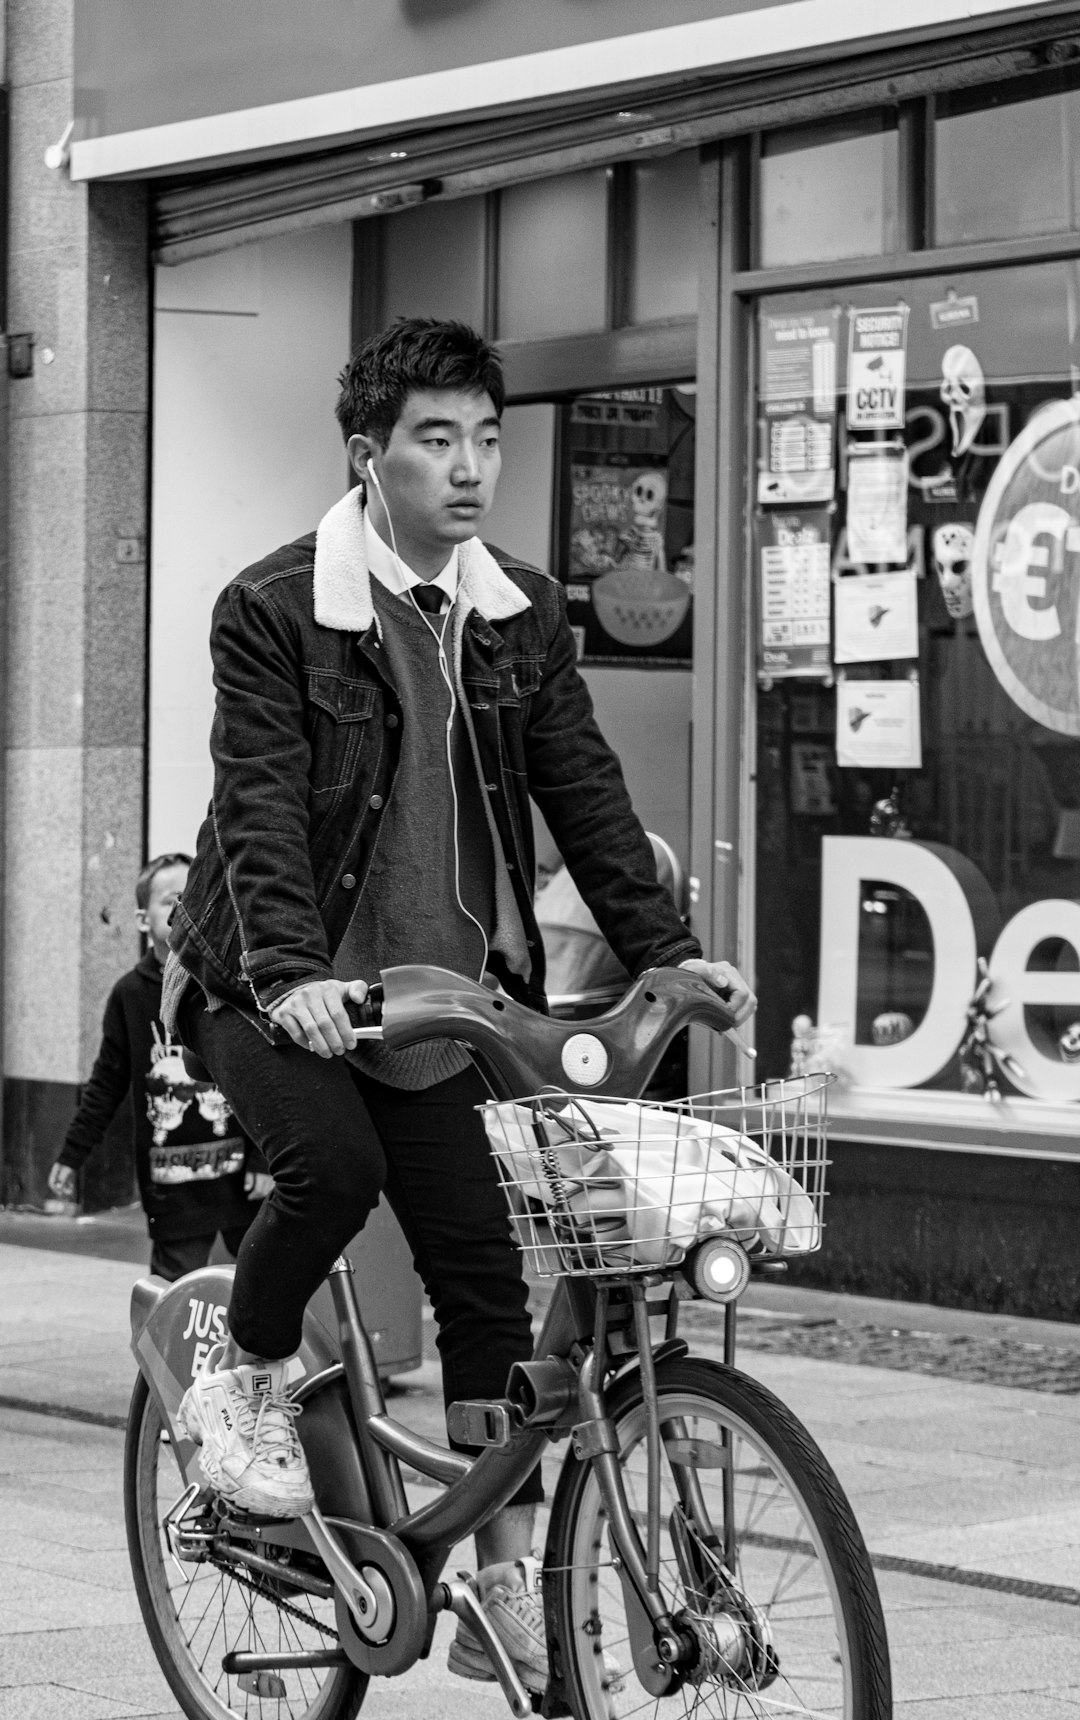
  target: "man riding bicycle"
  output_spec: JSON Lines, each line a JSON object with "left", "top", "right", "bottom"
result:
{"left": 163, "top": 317, "right": 754, "bottom": 1695}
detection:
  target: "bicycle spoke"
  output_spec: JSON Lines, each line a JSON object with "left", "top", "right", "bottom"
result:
{"left": 554, "top": 1374, "right": 870, "bottom": 1720}
{"left": 131, "top": 1384, "right": 354, "bottom": 1720}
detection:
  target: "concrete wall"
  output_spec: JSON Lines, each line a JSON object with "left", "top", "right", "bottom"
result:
{"left": 1, "top": 0, "right": 151, "bottom": 1207}
{"left": 149, "top": 228, "right": 352, "bottom": 854}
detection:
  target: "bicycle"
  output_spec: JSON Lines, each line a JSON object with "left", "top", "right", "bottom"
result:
{"left": 125, "top": 962, "right": 892, "bottom": 1720}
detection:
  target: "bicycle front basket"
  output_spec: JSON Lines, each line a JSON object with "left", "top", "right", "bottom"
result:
{"left": 481, "top": 1075, "right": 831, "bottom": 1279}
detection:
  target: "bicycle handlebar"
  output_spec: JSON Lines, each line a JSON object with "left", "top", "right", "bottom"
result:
{"left": 349, "top": 964, "right": 739, "bottom": 1101}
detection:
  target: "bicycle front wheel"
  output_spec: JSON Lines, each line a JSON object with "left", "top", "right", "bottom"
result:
{"left": 124, "top": 1373, "right": 367, "bottom": 1720}
{"left": 547, "top": 1355, "right": 890, "bottom": 1720}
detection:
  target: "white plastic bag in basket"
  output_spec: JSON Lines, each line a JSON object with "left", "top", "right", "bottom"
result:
{"left": 484, "top": 1098, "right": 819, "bottom": 1264}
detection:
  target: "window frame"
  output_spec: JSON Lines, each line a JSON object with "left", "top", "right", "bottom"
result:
{"left": 731, "top": 73, "right": 1080, "bottom": 1154}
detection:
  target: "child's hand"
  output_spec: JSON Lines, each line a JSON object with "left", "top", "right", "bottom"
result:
{"left": 244, "top": 1171, "right": 274, "bottom": 1200}
{"left": 48, "top": 1163, "right": 76, "bottom": 1201}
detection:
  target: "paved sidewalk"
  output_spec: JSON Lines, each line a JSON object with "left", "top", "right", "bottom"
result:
{"left": 3, "top": 1236, "right": 1080, "bottom": 1717}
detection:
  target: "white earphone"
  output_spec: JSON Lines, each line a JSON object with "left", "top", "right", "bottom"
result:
{"left": 363, "top": 457, "right": 490, "bottom": 980}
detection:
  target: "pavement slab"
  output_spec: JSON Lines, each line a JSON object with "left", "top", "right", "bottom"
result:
{"left": 4, "top": 1239, "right": 1080, "bottom": 1717}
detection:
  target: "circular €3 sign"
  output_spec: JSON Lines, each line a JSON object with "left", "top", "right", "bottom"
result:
{"left": 973, "top": 397, "right": 1080, "bottom": 735}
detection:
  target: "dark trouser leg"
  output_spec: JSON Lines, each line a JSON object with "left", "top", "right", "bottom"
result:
{"left": 183, "top": 1002, "right": 386, "bottom": 1359}
{"left": 182, "top": 1004, "right": 538, "bottom": 1502}
{"left": 150, "top": 1232, "right": 216, "bottom": 1282}
{"left": 220, "top": 1217, "right": 256, "bottom": 1259}
{"left": 360, "top": 1064, "right": 542, "bottom": 1507}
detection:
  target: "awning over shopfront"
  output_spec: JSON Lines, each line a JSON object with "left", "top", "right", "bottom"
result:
{"left": 70, "top": 0, "right": 1078, "bottom": 262}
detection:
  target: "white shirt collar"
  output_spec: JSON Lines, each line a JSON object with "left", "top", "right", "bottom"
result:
{"left": 363, "top": 510, "right": 459, "bottom": 603}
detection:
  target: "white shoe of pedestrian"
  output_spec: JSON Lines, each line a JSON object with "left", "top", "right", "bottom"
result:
{"left": 177, "top": 1342, "right": 314, "bottom": 1519}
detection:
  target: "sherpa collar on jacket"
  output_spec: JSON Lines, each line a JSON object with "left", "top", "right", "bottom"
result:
{"left": 313, "top": 485, "right": 530, "bottom": 633}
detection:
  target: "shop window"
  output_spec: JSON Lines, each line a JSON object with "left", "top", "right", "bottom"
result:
{"left": 497, "top": 170, "right": 609, "bottom": 339}
{"left": 630, "top": 153, "right": 699, "bottom": 323}
{"left": 556, "top": 383, "right": 696, "bottom": 666}
{"left": 382, "top": 195, "right": 487, "bottom": 325}
{"left": 751, "top": 262, "right": 1080, "bottom": 1134}
{"left": 758, "top": 116, "right": 900, "bottom": 268}
{"left": 935, "top": 84, "right": 1080, "bottom": 245}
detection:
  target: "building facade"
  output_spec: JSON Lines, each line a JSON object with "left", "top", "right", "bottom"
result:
{"left": 6, "top": 0, "right": 1080, "bottom": 1310}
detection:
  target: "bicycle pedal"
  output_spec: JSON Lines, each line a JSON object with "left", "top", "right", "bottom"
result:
{"left": 220, "top": 1504, "right": 292, "bottom": 1530}
{"left": 238, "top": 1671, "right": 287, "bottom": 1698}
{"left": 446, "top": 1399, "right": 522, "bottom": 1449}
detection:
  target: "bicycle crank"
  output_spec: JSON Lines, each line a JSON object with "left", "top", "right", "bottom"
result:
{"left": 304, "top": 1509, "right": 430, "bottom": 1677}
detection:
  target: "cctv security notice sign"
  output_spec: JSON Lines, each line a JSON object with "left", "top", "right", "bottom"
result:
{"left": 846, "top": 306, "right": 909, "bottom": 431}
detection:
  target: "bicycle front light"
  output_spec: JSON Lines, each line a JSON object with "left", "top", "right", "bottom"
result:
{"left": 684, "top": 1236, "right": 750, "bottom": 1303}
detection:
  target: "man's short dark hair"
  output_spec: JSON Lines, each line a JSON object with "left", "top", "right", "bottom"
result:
{"left": 136, "top": 852, "right": 192, "bottom": 909}
{"left": 335, "top": 318, "right": 506, "bottom": 449}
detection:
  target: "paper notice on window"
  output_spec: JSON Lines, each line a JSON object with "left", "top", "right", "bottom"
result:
{"left": 756, "top": 510, "right": 832, "bottom": 679}
{"left": 836, "top": 677, "right": 922, "bottom": 769}
{"left": 757, "top": 307, "right": 839, "bottom": 504}
{"left": 846, "top": 305, "right": 908, "bottom": 430}
{"left": 846, "top": 443, "right": 908, "bottom": 565}
{"left": 834, "top": 569, "right": 918, "bottom": 664}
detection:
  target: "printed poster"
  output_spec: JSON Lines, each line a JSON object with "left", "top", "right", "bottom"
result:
{"left": 836, "top": 677, "right": 922, "bottom": 769}
{"left": 565, "top": 451, "right": 691, "bottom": 663}
{"left": 846, "top": 305, "right": 909, "bottom": 430}
{"left": 790, "top": 742, "right": 837, "bottom": 815}
{"left": 757, "top": 307, "right": 839, "bottom": 505}
{"left": 834, "top": 570, "right": 919, "bottom": 665}
{"left": 757, "top": 510, "right": 832, "bottom": 680}
{"left": 846, "top": 442, "right": 908, "bottom": 565}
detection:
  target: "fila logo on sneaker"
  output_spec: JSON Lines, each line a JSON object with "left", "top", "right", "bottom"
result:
{"left": 251, "top": 1373, "right": 272, "bottom": 1394}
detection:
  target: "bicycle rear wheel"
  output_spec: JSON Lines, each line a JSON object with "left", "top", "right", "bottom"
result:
{"left": 125, "top": 1373, "right": 367, "bottom": 1720}
{"left": 547, "top": 1355, "right": 890, "bottom": 1720}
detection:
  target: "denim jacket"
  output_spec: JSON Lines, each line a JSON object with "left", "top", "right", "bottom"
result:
{"left": 169, "top": 489, "right": 701, "bottom": 1022}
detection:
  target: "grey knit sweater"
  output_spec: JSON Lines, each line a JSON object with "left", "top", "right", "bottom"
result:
{"left": 335, "top": 587, "right": 496, "bottom": 1089}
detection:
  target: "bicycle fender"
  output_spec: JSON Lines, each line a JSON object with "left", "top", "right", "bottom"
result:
{"left": 611, "top": 1336, "right": 689, "bottom": 1387}
{"left": 129, "top": 1266, "right": 341, "bottom": 1491}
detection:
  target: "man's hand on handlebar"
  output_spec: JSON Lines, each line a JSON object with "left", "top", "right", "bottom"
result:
{"left": 678, "top": 958, "right": 756, "bottom": 1025}
{"left": 269, "top": 978, "right": 369, "bottom": 1058}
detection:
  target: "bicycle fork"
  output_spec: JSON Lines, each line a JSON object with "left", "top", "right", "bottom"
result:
{"left": 573, "top": 1287, "right": 692, "bottom": 1696}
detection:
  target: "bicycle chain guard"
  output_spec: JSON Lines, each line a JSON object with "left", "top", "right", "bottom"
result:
{"left": 316, "top": 1515, "right": 430, "bottom": 1677}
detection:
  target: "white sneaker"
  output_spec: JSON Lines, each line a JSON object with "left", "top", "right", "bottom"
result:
{"left": 177, "top": 1342, "right": 314, "bottom": 1518}
{"left": 447, "top": 1556, "right": 623, "bottom": 1698}
{"left": 448, "top": 1557, "right": 549, "bottom": 1694}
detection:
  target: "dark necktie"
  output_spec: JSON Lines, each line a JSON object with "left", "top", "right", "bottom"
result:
{"left": 411, "top": 583, "right": 445, "bottom": 614}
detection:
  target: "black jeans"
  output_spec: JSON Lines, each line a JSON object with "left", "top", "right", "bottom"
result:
{"left": 150, "top": 1222, "right": 252, "bottom": 1283}
{"left": 182, "top": 997, "right": 541, "bottom": 1505}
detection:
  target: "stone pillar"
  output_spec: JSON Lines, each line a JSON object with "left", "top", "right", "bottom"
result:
{"left": 1, "top": 0, "right": 150, "bottom": 1207}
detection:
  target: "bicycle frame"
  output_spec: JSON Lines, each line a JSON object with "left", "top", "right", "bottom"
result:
{"left": 129, "top": 964, "right": 742, "bottom": 1704}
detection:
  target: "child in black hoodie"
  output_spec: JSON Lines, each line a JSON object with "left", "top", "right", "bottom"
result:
{"left": 49, "top": 853, "right": 268, "bottom": 1280}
